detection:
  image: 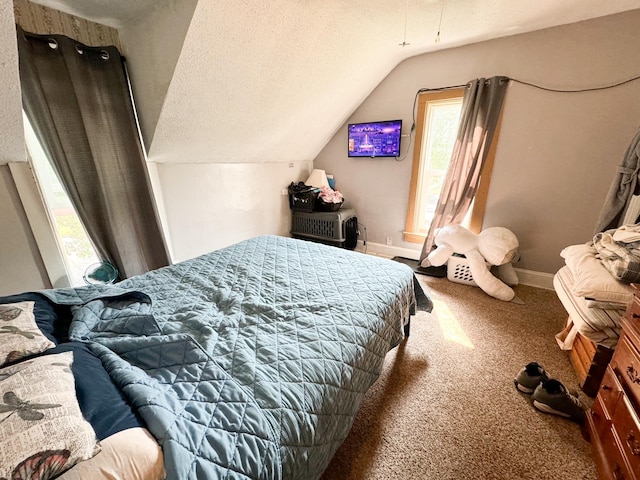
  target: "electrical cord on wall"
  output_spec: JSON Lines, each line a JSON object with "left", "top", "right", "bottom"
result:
{"left": 357, "top": 222, "right": 368, "bottom": 254}
{"left": 509, "top": 73, "right": 640, "bottom": 93}
{"left": 395, "top": 127, "right": 415, "bottom": 162}
{"left": 398, "top": 72, "right": 640, "bottom": 162}
{"left": 408, "top": 73, "right": 640, "bottom": 128}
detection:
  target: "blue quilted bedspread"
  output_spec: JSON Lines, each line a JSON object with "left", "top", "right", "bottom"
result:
{"left": 41, "top": 235, "right": 418, "bottom": 479}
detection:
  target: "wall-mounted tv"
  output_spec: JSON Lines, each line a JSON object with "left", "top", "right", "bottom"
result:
{"left": 348, "top": 119, "right": 402, "bottom": 158}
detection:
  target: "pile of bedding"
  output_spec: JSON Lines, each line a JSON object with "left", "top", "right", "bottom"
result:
{"left": 592, "top": 224, "right": 640, "bottom": 283}
{"left": 554, "top": 224, "right": 640, "bottom": 350}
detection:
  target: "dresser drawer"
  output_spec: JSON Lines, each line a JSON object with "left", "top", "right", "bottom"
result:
{"left": 611, "top": 336, "right": 640, "bottom": 407}
{"left": 601, "top": 425, "right": 636, "bottom": 480}
{"left": 611, "top": 395, "right": 640, "bottom": 477}
{"left": 592, "top": 367, "right": 624, "bottom": 437}
{"left": 627, "top": 294, "right": 640, "bottom": 321}
{"left": 601, "top": 367, "right": 625, "bottom": 414}
{"left": 592, "top": 395, "right": 612, "bottom": 439}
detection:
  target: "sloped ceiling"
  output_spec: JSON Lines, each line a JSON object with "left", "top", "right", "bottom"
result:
{"left": 29, "top": 0, "right": 640, "bottom": 164}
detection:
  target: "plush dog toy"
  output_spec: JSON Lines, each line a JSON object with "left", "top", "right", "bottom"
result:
{"left": 427, "top": 224, "right": 519, "bottom": 302}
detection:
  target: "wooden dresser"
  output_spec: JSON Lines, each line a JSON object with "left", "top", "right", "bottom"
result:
{"left": 586, "top": 286, "right": 640, "bottom": 479}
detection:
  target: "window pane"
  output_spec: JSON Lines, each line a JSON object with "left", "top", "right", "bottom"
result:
{"left": 23, "top": 113, "right": 100, "bottom": 286}
{"left": 415, "top": 99, "right": 462, "bottom": 232}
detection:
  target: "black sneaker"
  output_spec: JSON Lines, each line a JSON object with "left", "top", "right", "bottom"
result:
{"left": 514, "top": 362, "right": 549, "bottom": 394}
{"left": 531, "top": 379, "right": 585, "bottom": 421}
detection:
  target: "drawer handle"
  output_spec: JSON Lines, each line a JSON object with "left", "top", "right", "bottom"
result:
{"left": 627, "top": 365, "right": 640, "bottom": 385}
{"left": 628, "top": 432, "right": 640, "bottom": 456}
{"left": 613, "top": 463, "right": 626, "bottom": 480}
{"left": 602, "top": 384, "right": 612, "bottom": 391}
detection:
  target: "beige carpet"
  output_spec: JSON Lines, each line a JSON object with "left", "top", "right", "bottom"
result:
{"left": 321, "top": 276, "right": 597, "bottom": 480}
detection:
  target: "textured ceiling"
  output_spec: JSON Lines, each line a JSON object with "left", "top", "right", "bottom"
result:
{"left": 29, "top": 0, "right": 640, "bottom": 164}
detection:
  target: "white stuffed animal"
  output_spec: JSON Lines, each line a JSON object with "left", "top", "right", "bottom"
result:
{"left": 427, "top": 224, "right": 519, "bottom": 302}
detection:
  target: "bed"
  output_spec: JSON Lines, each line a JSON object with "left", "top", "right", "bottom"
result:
{"left": 0, "top": 235, "right": 427, "bottom": 480}
{"left": 552, "top": 242, "right": 634, "bottom": 396}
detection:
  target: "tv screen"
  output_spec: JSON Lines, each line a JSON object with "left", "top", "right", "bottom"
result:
{"left": 348, "top": 119, "right": 402, "bottom": 157}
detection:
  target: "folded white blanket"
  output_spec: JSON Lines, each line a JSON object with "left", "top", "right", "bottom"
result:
{"left": 561, "top": 243, "right": 634, "bottom": 306}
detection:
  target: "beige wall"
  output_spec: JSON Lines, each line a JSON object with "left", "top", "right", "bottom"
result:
{"left": 0, "top": 2, "right": 49, "bottom": 295}
{"left": 156, "top": 160, "right": 313, "bottom": 263}
{"left": 314, "top": 10, "right": 640, "bottom": 275}
{"left": 0, "top": 165, "right": 50, "bottom": 295}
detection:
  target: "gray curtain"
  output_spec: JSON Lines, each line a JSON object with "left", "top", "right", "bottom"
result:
{"left": 594, "top": 128, "right": 640, "bottom": 233}
{"left": 419, "top": 76, "right": 509, "bottom": 267}
{"left": 17, "top": 27, "right": 169, "bottom": 279}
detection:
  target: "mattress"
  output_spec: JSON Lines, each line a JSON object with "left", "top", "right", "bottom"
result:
{"left": 553, "top": 266, "right": 623, "bottom": 349}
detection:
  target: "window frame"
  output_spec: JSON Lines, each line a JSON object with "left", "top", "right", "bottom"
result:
{"left": 404, "top": 88, "right": 500, "bottom": 243}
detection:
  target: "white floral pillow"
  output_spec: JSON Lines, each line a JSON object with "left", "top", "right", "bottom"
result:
{"left": 0, "top": 301, "right": 55, "bottom": 367}
{"left": 0, "top": 352, "right": 101, "bottom": 480}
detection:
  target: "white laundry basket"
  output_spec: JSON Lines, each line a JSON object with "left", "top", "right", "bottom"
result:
{"left": 446, "top": 254, "right": 478, "bottom": 286}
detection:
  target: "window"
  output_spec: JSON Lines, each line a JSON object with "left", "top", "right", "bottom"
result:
{"left": 23, "top": 113, "right": 100, "bottom": 286}
{"left": 404, "top": 89, "right": 497, "bottom": 243}
{"left": 404, "top": 89, "right": 464, "bottom": 243}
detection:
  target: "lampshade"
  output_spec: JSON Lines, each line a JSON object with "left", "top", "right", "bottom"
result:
{"left": 305, "top": 169, "right": 330, "bottom": 188}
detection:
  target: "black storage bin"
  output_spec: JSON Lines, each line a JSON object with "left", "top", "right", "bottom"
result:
{"left": 288, "top": 183, "right": 319, "bottom": 212}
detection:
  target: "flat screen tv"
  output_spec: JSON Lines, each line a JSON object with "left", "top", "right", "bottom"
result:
{"left": 348, "top": 119, "right": 402, "bottom": 158}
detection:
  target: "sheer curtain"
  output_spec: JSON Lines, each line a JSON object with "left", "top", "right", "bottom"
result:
{"left": 419, "top": 76, "right": 509, "bottom": 267}
{"left": 17, "top": 27, "right": 169, "bottom": 279}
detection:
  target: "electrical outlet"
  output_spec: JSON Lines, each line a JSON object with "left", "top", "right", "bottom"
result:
{"left": 386, "top": 236, "right": 392, "bottom": 246}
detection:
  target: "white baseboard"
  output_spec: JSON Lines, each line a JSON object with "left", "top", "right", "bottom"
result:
{"left": 356, "top": 241, "right": 555, "bottom": 290}
{"left": 355, "top": 241, "right": 420, "bottom": 260}
{"left": 513, "top": 268, "right": 555, "bottom": 290}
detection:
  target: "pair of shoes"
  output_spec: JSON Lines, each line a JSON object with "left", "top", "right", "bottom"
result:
{"left": 514, "top": 362, "right": 585, "bottom": 422}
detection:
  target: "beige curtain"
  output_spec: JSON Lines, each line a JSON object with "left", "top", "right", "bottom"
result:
{"left": 419, "top": 76, "right": 509, "bottom": 267}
